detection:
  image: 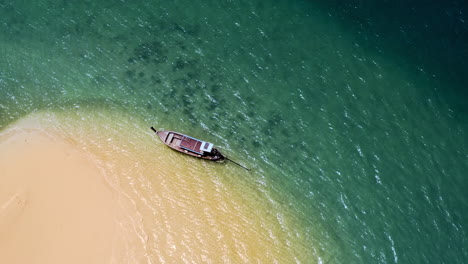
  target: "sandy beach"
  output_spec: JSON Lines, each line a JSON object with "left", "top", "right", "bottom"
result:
{"left": 0, "top": 112, "right": 312, "bottom": 263}
{"left": 0, "top": 124, "right": 137, "bottom": 263}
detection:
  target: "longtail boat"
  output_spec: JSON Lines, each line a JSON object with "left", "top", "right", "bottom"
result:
{"left": 151, "top": 127, "right": 225, "bottom": 161}
{"left": 150, "top": 127, "right": 251, "bottom": 171}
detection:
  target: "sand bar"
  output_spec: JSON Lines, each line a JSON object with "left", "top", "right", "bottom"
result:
{"left": 0, "top": 112, "right": 314, "bottom": 263}
{"left": 0, "top": 124, "right": 137, "bottom": 263}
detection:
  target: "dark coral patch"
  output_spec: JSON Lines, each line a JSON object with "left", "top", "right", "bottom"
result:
{"left": 133, "top": 41, "right": 168, "bottom": 64}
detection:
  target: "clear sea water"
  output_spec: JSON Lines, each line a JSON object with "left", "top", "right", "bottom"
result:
{"left": 1, "top": 0, "right": 467, "bottom": 263}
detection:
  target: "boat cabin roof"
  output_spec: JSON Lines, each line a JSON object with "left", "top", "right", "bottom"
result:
{"left": 179, "top": 135, "right": 213, "bottom": 155}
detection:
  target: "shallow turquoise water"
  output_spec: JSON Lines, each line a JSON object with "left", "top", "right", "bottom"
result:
{"left": 1, "top": 0, "right": 467, "bottom": 262}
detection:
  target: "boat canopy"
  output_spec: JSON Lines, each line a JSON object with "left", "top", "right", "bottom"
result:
{"left": 180, "top": 135, "right": 213, "bottom": 155}
{"left": 200, "top": 141, "right": 213, "bottom": 152}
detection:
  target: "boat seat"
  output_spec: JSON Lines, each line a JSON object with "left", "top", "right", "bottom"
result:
{"left": 166, "top": 133, "right": 174, "bottom": 143}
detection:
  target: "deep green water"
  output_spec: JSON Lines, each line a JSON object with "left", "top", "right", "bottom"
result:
{"left": 1, "top": 0, "right": 467, "bottom": 263}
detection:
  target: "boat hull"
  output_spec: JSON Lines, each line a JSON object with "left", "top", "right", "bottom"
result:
{"left": 152, "top": 128, "right": 224, "bottom": 161}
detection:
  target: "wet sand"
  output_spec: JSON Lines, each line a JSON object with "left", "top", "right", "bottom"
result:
{"left": 0, "top": 124, "right": 137, "bottom": 263}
